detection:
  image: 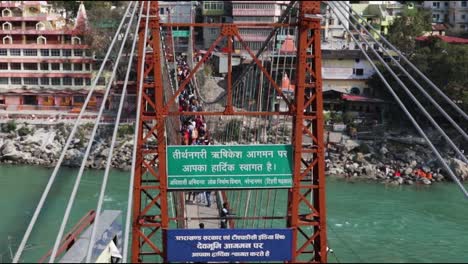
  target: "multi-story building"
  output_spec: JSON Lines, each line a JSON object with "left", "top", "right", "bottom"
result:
{"left": 232, "top": 1, "right": 289, "bottom": 57}
{"left": 159, "top": 1, "right": 195, "bottom": 54}
{"left": 449, "top": 1, "right": 468, "bottom": 33}
{"left": 201, "top": 1, "right": 231, "bottom": 50}
{"left": 0, "top": 1, "right": 103, "bottom": 111}
{"left": 423, "top": 1, "right": 450, "bottom": 24}
{"left": 351, "top": 1, "right": 405, "bottom": 37}
{"left": 322, "top": 1, "right": 350, "bottom": 50}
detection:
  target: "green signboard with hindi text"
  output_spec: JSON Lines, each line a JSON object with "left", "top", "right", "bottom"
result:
{"left": 173, "top": 30, "right": 190, "bottom": 37}
{"left": 167, "top": 144, "right": 293, "bottom": 189}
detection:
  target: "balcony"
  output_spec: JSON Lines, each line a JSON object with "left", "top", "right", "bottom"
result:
{"left": 236, "top": 34, "right": 268, "bottom": 42}
{"left": 0, "top": 14, "right": 61, "bottom": 21}
{"left": 1, "top": 29, "right": 72, "bottom": 35}
{"left": 322, "top": 67, "right": 373, "bottom": 80}
{"left": 232, "top": 9, "right": 278, "bottom": 17}
{"left": 202, "top": 9, "right": 224, "bottom": 16}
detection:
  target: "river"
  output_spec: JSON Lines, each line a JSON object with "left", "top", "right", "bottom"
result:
{"left": 0, "top": 165, "right": 467, "bottom": 263}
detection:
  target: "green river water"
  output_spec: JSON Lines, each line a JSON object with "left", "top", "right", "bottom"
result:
{"left": 0, "top": 165, "right": 467, "bottom": 263}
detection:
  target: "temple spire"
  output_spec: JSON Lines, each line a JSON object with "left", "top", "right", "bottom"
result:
{"left": 74, "top": 1, "right": 88, "bottom": 32}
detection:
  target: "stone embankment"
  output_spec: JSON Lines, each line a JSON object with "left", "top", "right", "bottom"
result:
{"left": 1, "top": 121, "right": 467, "bottom": 187}
{"left": 0, "top": 122, "right": 136, "bottom": 170}
{"left": 326, "top": 133, "right": 468, "bottom": 186}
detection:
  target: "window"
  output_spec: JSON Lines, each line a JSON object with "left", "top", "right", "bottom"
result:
{"left": 51, "top": 77, "right": 61, "bottom": 85}
{"left": 85, "top": 63, "right": 91, "bottom": 71}
{"left": 63, "top": 77, "right": 72, "bottom": 85}
{"left": 11, "top": 77, "right": 21, "bottom": 84}
{"left": 23, "top": 95, "right": 38, "bottom": 105}
{"left": 73, "top": 49, "right": 83, "bottom": 56}
{"left": 463, "top": 1, "right": 467, "bottom": 7}
{"left": 23, "top": 77, "right": 39, "bottom": 85}
{"left": 40, "top": 49, "right": 49, "bottom": 56}
{"left": 2, "top": 22, "right": 12, "bottom": 31}
{"left": 36, "top": 22, "right": 45, "bottom": 30}
{"left": 51, "top": 63, "right": 60, "bottom": 70}
{"left": 23, "top": 63, "right": 38, "bottom": 70}
{"left": 74, "top": 78, "right": 83, "bottom": 86}
{"left": 37, "top": 36, "right": 46, "bottom": 45}
{"left": 51, "top": 49, "right": 60, "bottom": 56}
{"left": 0, "top": 49, "right": 6, "bottom": 56}
{"left": 353, "top": 68, "right": 364, "bottom": 76}
{"left": 0, "top": 63, "right": 8, "bottom": 70}
{"left": 3, "top": 36, "right": 12, "bottom": 45}
{"left": 98, "top": 77, "right": 106, "bottom": 85}
{"left": 63, "top": 63, "right": 72, "bottom": 71}
{"left": 71, "top": 36, "right": 81, "bottom": 45}
{"left": 85, "top": 78, "right": 91, "bottom": 85}
{"left": 2, "top": 8, "right": 12, "bottom": 17}
{"left": 351, "top": 87, "right": 361, "bottom": 95}
{"left": 62, "top": 49, "right": 72, "bottom": 57}
{"left": 24, "top": 49, "right": 38, "bottom": 56}
{"left": 10, "top": 49, "right": 21, "bottom": 56}
{"left": 462, "top": 14, "right": 466, "bottom": 20}
{"left": 40, "top": 63, "right": 48, "bottom": 70}
{"left": 74, "top": 96, "right": 85, "bottom": 103}
{"left": 40, "top": 77, "right": 49, "bottom": 85}
{"left": 0, "top": 77, "right": 8, "bottom": 84}
{"left": 10, "top": 63, "right": 21, "bottom": 70}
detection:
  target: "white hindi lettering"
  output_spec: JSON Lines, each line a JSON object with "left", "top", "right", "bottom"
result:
{"left": 239, "top": 164, "right": 263, "bottom": 172}
{"left": 277, "top": 150, "right": 288, "bottom": 158}
{"left": 211, "top": 162, "right": 236, "bottom": 173}
{"left": 182, "top": 164, "right": 207, "bottom": 172}
{"left": 172, "top": 149, "right": 207, "bottom": 160}
{"left": 211, "top": 149, "right": 243, "bottom": 159}
{"left": 246, "top": 150, "right": 274, "bottom": 158}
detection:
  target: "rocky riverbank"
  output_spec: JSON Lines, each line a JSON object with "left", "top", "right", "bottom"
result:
{"left": 1, "top": 121, "right": 467, "bottom": 187}
{"left": 0, "top": 122, "right": 136, "bottom": 170}
{"left": 326, "top": 133, "right": 468, "bottom": 186}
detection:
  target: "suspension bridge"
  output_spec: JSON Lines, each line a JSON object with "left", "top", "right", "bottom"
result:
{"left": 9, "top": 1, "right": 468, "bottom": 263}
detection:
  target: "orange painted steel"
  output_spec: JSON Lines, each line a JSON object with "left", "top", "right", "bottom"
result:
{"left": 132, "top": 1, "right": 326, "bottom": 263}
{"left": 132, "top": 1, "right": 168, "bottom": 262}
{"left": 288, "top": 1, "right": 327, "bottom": 262}
{"left": 39, "top": 210, "right": 96, "bottom": 263}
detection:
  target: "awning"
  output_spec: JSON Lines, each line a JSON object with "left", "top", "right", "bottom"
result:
{"left": 341, "top": 94, "right": 385, "bottom": 103}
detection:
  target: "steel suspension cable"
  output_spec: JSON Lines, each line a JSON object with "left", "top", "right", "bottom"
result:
{"left": 232, "top": 1, "right": 297, "bottom": 89}
{"left": 330, "top": 2, "right": 468, "bottom": 164}
{"left": 340, "top": 1, "right": 468, "bottom": 121}
{"left": 123, "top": 1, "right": 150, "bottom": 261}
{"left": 328, "top": 2, "right": 468, "bottom": 199}
{"left": 334, "top": 1, "right": 467, "bottom": 141}
{"left": 85, "top": 3, "right": 142, "bottom": 262}
{"left": 12, "top": 3, "right": 134, "bottom": 263}
{"left": 49, "top": 4, "right": 139, "bottom": 262}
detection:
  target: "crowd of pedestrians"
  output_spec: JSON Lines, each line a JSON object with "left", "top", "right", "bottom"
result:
{"left": 175, "top": 55, "right": 212, "bottom": 146}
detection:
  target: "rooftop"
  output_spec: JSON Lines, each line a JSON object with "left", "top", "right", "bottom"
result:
{"left": 416, "top": 35, "right": 468, "bottom": 44}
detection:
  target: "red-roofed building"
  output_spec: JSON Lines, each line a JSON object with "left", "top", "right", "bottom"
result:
{"left": 416, "top": 35, "right": 468, "bottom": 44}
{"left": 0, "top": 1, "right": 104, "bottom": 111}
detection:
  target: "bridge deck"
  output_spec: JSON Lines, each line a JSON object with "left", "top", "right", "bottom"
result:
{"left": 184, "top": 192, "right": 220, "bottom": 229}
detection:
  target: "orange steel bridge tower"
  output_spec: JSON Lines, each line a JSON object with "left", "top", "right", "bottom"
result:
{"left": 132, "top": 1, "right": 326, "bottom": 262}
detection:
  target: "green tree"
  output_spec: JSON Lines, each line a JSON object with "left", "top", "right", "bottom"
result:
{"left": 51, "top": 1, "right": 129, "bottom": 58}
{"left": 386, "top": 7, "right": 431, "bottom": 57}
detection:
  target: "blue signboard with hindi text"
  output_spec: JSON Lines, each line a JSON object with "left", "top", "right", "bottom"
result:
{"left": 166, "top": 228, "right": 292, "bottom": 262}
